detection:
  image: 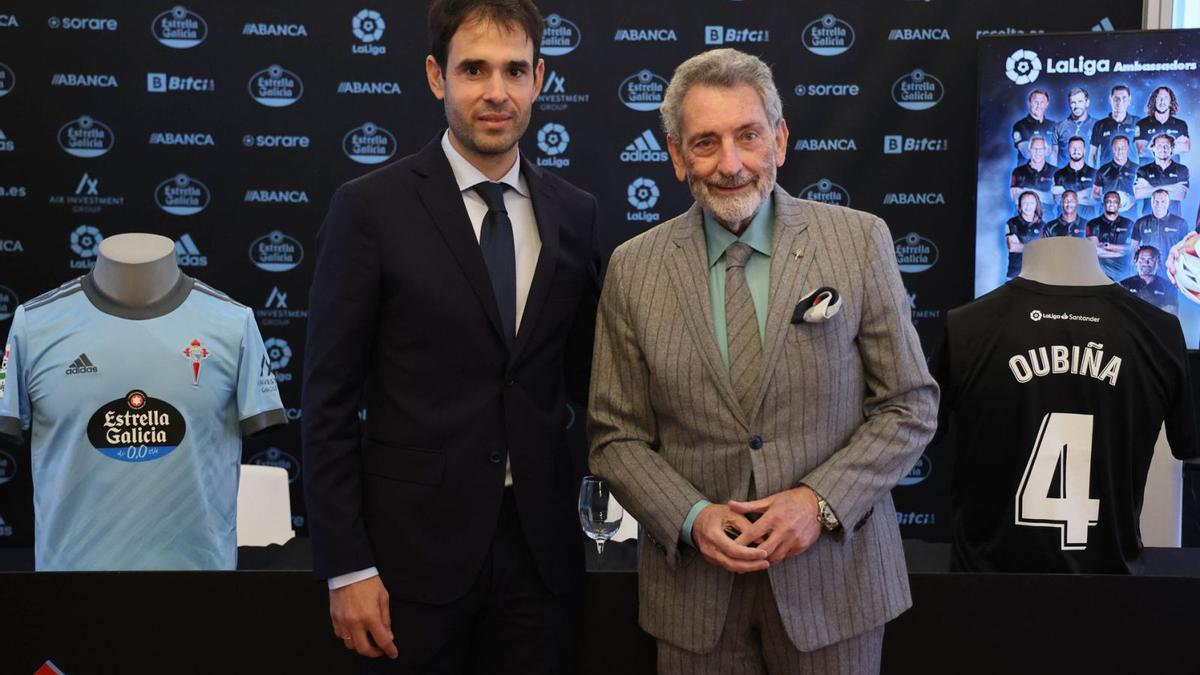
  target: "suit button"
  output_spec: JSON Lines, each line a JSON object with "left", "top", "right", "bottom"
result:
{"left": 749, "top": 435, "right": 763, "bottom": 450}
{"left": 489, "top": 451, "right": 503, "bottom": 464}
{"left": 506, "top": 380, "right": 516, "bottom": 387}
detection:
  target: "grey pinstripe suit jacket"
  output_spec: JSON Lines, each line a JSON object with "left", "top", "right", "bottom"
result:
{"left": 588, "top": 187, "right": 939, "bottom": 653}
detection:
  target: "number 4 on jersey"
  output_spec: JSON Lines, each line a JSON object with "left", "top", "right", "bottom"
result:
{"left": 1015, "top": 413, "right": 1101, "bottom": 549}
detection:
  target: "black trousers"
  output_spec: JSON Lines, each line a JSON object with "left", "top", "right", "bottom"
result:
{"left": 364, "top": 488, "right": 579, "bottom": 675}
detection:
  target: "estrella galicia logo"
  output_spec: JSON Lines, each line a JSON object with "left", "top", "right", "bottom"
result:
{"left": 894, "top": 232, "right": 940, "bottom": 273}
{"left": 151, "top": 5, "right": 207, "bottom": 49}
{"left": 70, "top": 224, "right": 103, "bottom": 259}
{"left": 800, "top": 178, "right": 851, "bottom": 207}
{"left": 541, "top": 13, "right": 580, "bottom": 56}
{"left": 250, "top": 230, "right": 304, "bottom": 272}
{"left": 248, "top": 447, "right": 301, "bottom": 483}
{"left": 155, "top": 173, "right": 210, "bottom": 216}
{"left": 1006, "top": 49, "right": 1041, "bottom": 85}
{"left": 898, "top": 454, "right": 931, "bottom": 486}
{"left": 248, "top": 64, "right": 303, "bottom": 107}
{"left": 58, "top": 116, "right": 115, "bottom": 158}
{"left": 0, "top": 449, "right": 15, "bottom": 485}
{"left": 536, "top": 123, "right": 571, "bottom": 168}
{"left": 0, "top": 62, "right": 14, "bottom": 96}
{"left": 803, "top": 14, "right": 854, "bottom": 56}
{"left": 619, "top": 69, "right": 668, "bottom": 112}
{"left": 342, "top": 122, "right": 396, "bottom": 164}
{"left": 891, "top": 69, "right": 944, "bottom": 111}
{"left": 0, "top": 286, "right": 17, "bottom": 321}
{"left": 87, "top": 390, "right": 187, "bottom": 462}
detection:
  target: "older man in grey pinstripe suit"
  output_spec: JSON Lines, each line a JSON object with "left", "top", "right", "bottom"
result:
{"left": 588, "top": 49, "right": 939, "bottom": 674}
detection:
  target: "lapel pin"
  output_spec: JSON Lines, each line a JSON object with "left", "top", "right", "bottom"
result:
{"left": 791, "top": 248, "right": 803, "bottom": 261}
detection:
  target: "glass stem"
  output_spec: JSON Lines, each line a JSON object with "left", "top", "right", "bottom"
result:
{"left": 595, "top": 538, "right": 606, "bottom": 555}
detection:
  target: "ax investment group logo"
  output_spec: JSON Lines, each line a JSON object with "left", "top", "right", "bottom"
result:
{"left": 1006, "top": 49, "right": 1042, "bottom": 85}
{"left": 152, "top": 5, "right": 207, "bottom": 49}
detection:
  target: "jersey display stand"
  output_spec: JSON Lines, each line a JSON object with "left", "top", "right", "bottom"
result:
{"left": 0, "top": 240, "right": 286, "bottom": 570}
{"left": 939, "top": 258, "right": 1198, "bottom": 572}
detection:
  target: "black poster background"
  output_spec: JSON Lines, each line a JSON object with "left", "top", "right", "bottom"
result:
{"left": 0, "top": 1, "right": 1141, "bottom": 550}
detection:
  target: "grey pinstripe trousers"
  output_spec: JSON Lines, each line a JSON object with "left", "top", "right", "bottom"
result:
{"left": 656, "top": 571, "right": 884, "bottom": 675}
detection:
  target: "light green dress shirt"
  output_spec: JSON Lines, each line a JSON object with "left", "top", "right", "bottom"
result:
{"left": 681, "top": 198, "right": 775, "bottom": 546}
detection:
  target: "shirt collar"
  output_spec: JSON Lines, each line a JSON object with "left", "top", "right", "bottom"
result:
{"left": 703, "top": 195, "right": 775, "bottom": 268}
{"left": 441, "top": 130, "right": 529, "bottom": 197}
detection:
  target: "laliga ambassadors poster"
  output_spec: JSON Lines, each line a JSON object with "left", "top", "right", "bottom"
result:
{"left": 976, "top": 30, "right": 1200, "bottom": 346}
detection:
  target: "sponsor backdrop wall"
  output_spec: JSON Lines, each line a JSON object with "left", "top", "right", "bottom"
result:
{"left": 0, "top": 1, "right": 1140, "bottom": 549}
{"left": 977, "top": 29, "right": 1200, "bottom": 346}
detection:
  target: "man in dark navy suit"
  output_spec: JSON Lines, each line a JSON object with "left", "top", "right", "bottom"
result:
{"left": 302, "top": 1, "right": 601, "bottom": 672}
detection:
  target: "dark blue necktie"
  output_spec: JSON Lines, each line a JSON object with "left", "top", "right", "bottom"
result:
{"left": 472, "top": 181, "right": 516, "bottom": 341}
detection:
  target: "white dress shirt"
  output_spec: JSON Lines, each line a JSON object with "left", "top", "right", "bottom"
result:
{"left": 328, "top": 133, "right": 541, "bottom": 590}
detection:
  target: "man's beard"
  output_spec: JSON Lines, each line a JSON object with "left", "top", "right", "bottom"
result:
{"left": 445, "top": 102, "right": 529, "bottom": 158}
{"left": 687, "top": 161, "right": 776, "bottom": 229}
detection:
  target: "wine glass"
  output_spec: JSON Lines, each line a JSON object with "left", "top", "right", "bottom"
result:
{"left": 579, "top": 476, "right": 623, "bottom": 555}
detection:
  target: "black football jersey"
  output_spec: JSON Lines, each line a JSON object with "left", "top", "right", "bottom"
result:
{"left": 937, "top": 278, "right": 1197, "bottom": 573}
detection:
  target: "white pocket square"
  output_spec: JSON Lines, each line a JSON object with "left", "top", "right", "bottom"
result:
{"left": 792, "top": 287, "right": 842, "bottom": 324}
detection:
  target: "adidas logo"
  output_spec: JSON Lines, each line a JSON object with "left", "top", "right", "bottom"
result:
{"left": 66, "top": 353, "right": 98, "bottom": 375}
{"left": 1091, "top": 17, "right": 1114, "bottom": 32}
{"left": 620, "top": 129, "right": 669, "bottom": 162}
{"left": 175, "top": 233, "right": 208, "bottom": 267}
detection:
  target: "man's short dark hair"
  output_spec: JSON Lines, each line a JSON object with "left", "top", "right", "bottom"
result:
{"left": 1137, "top": 245, "right": 1161, "bottom": 260}
{"left": 428, "top": 0, "right": 544, "bottom": 69}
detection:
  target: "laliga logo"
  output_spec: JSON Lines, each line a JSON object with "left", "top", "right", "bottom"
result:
{"left": 70, "top": 225, "right": 103, "bottom": 258}
{"left": 898, "top": 454, "right": 932, "bottom": 486}
{"left": 352, "top": 9, "right": 385, "bottom": 42}
{"left": 1030, "top": 310, "right": 1043, "bottom": 321}
{"left": 155, "top": 173, "right": 210, "bottom": 216}
{"left": 619, "top": 69, "right": 668, "bottom": 112}
{"left": 58, "top": 115, "right": 115, "bottom": 158}
{"left": 541, "top": 13, "right": 581, "bottom": 56}
{"left": 342, "top": 122, "right": 397, "bottom": 164}
{"left": 263, "top": 337, "right": 292, "bottom": 371}
{"left": 891, "top": 69, "right": 943, "bottom": 111}
{"left": 537, "top": 123, "right": 570, "bottom": 156}
{"left": 803, "top": 14, "right": 854, "bottom": 56}
{"left": 1006, "top": 49, "right": 1042, "bottom": 85}
{"left": 152, "top": 5, "right": 207, "bottom": 49}
{"left": 248, "top": 64, "right": 303, "bottom": 107}
{"left": 799, "top": 178, "right": 851, "bottom": 207}
{"left": 627, "top": 177, "right": 660, "bottom": 210}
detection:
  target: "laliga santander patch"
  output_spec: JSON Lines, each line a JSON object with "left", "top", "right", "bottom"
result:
{"left": 86, "top": 390, "right": 187, "bottom": 462}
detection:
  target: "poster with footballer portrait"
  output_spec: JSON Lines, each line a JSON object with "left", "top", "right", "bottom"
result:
{"left": 977, "top": 29, "right": 1200, "bottom": 346}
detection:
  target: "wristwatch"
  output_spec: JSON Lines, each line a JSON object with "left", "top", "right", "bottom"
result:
{"left": 815, "top": 493, "right": 841, "bottom": 532}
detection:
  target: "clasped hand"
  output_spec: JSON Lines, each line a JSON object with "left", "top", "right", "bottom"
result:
{"left": 691, "top": 486, "right": 824, "bottom": 573}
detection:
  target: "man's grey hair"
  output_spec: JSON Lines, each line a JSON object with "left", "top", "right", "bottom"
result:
{"left": 659, "top": 48, "right": 783, "bottom": 142}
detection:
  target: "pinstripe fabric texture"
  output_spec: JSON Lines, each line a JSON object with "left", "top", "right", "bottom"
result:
{"left": 725, "top": 241, "right": 763, "bottom": 416}
{"left": 657, "top": 572, "right": 884, "bottom": 674}
{"left": 588, "top": 186, "right": 939, "bottom": 655}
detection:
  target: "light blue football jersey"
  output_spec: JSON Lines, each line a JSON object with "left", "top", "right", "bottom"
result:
{"left": 0, "top": 273, "right": 286, "bottom": 571}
